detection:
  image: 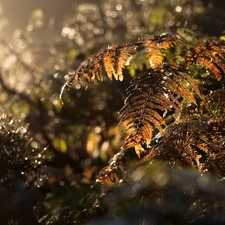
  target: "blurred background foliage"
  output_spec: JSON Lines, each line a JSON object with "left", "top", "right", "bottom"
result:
{"left": 0, "top": 0, "right": 225, "bottom": 224}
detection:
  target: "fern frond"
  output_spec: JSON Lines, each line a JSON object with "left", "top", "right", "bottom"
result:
{"left": 141, "top": 115, "right": 225, "bottom": 176}
{"left": 140, "top": 32, "right": 180, "bottom": 68}
{"left": 96, "top": 148, "right": 138, "bottom": 193}
{"left": 185, "top": 40, "right": 225, "bottom": 81}
{"left": 119, "top": 63, "right": 199, "bottom": 157}
{"left": 98, "top": 114, "right": 225, "bottom": 191}
{"left": 63, "top": 42, "right": 138, "bottom": 89}
{"left": 60, "top": 32, "right": 181, "bottom": 98}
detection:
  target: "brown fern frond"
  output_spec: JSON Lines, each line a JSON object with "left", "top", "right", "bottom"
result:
{"left": 119, "top": 63, "right": 199, "bottom": 157}
{"left": 60, "top": 32, "right": 182, "bottom": 100}
{"left": 64, "top": 43, "right": 138, "bottom": 88}
{"left": 97, "top": 114, "right": 225, "bottom": 192}
{"left": 141, "top": 115, "right": 225, "bottom": 176}
{"left": 185, "top": 40, "right": 225, "bottom": 81}
{"left": 96, "top": 148, "right": 138, "bottom": 193}
{"left": 139, "top": 32, "right": 180, "bottom": 68}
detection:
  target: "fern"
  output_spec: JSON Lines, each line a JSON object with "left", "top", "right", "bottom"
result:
{"left": 60, "top": 32, "right": 180, "bottom": 97}
{"left": 96, "top": 148, "right": 138, "bottom": 193}
{"left": 97, "top": 114, "right": 225, "bottom": 192}
{"left": 59, "top": 31, "right": 225, "bottom": 224}
{"left": 140, "top": 114, "right": 225, "bottom": 176}
{"left": 185, "top": 40, "right": 225, "bottom": 81}
{"left": 61, "top": 31, "right": 225, "bottom": 160}
{"left": 119, "top": 64, "right": 198, "bottom": 157}
{"left": 139, "top": 32, "right": 180, "bottom": 68}
{"left": 140, "top": 32, "right": 180, "bottom": 50}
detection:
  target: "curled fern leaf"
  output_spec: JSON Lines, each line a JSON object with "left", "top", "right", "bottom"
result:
{"left": 119, "top": 64, "right": 199, "bottom": 157}
{"left": 185, "top": 40, "right": 225, "bottom": 81}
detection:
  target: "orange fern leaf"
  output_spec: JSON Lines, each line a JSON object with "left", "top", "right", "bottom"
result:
{"left": 140, "top": 32, "right": 180, "bottom": 69}
{"left": 65, "top": 43, "right": 137, "bottom": 87}
{"left": 104, "top": 43, "right": 137, "bottom": 81}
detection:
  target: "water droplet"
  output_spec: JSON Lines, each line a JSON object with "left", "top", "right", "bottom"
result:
{"left": 175, "top": 6, "right": 182, "bottom": 13}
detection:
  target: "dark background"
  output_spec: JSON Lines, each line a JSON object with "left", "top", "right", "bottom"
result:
{"left": 1, "top": 0, "right": 225, "bottom": 224}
